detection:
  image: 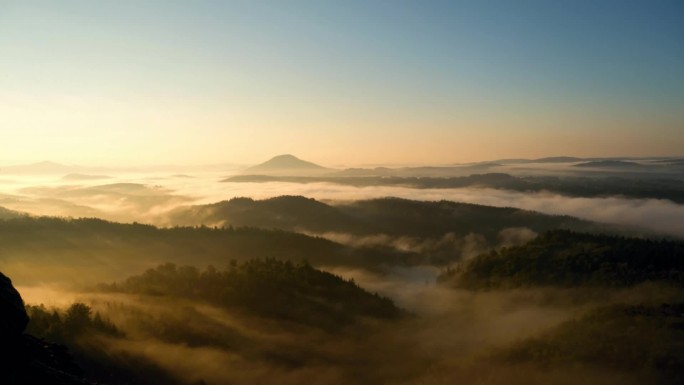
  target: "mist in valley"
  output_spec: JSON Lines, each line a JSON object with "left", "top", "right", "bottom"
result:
{"left": 2, "top": 161, "right": 683, "bottom": 384}
{"left": 3, "top": 1, "right": 684, "bottom": 384}
{"left": 1, "top": 166, "right": 684, "bottom": 238}
{"left": 14, "top": 258, "right": 684, "bottom": 385}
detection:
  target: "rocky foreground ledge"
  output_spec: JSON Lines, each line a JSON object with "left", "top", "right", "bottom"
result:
{"left": 0, "top": 272, "right": 95, "bottom": 385}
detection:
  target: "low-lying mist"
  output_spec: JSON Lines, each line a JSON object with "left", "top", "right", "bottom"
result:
{"left": 1, "top": 172, "right": 683, "bottom": 238}
{"left": 21, "top": 263, "right": 684, "bottom": 385}
{"left": 2, "top": 169, "right": 683, "bottom": 384}
{"left": 313, "top": 227, "right": 535, "bottom": 265}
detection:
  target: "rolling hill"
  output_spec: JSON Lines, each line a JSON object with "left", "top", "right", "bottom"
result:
{"left": 172, "top": 195, "right": 603, "bottom": 238}
{"left": 447, "top": 230, "right": 684, "bottom": 288}
{"left": 0, "top": 216, "right": 412, "bottom": 286}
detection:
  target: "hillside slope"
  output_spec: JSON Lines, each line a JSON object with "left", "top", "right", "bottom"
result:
{"left": 447, "top": 230, "right": 684, "bottom": 288}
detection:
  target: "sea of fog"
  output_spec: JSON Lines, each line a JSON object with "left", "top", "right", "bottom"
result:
{"left": 5, "top": 170, "right": 683, "bottom": 385}
{"left": 1, "top": 171, "right": 683, "bottom": 238}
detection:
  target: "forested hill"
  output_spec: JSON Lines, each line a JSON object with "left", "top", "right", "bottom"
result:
{"left": 447, "top": 230, "right": 684, "bottom": 288}
{"left": 495, "top": 302, "right": 684, "bottom": 381}
{"left": 0, "top": 216, "right": 412, "bottom": 286}
{"left": 0, "top": 206, "right": 24, "bottom": 220}
{"left": 224, "top": 174, "right": 684, "bottom": 203}
{"left": 171, "top": 196, "right": 603, "bottom": 241}
{"left": 100, "top": 259, "right": 404, "bottom": 329}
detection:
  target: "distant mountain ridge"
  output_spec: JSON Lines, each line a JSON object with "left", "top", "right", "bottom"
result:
{"left": 3, "top": 156, "right": 681, "bottom": 177}
{"left": 0, "top": 161, "right": 244, "bottom": 175}
{"left": 243, "top": 154, "right": 331, "bottom": 176}
{"left": 574, "top": 160, "right": 644, "bottom": 168}
{"left": 61, "top": 173, "right": 113, "bottom": 181}
{"left": 239, "top": 155, "right": 684, "bottom": 178}
{"left": 224, "top": 173, "right": 684, "bottom": 205}
{"left": 1, "top": 161, "right": 84, "bottom": 175}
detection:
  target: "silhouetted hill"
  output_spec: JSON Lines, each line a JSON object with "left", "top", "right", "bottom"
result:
{"left": 0, "top": 216, "right": 413, "bottom": 286}
{"left": 532, "top": 156, "right": 584, "bottom": 163}
{"left": 488, "top": 156, "right": 586, "bottom": 164}
{"left": 574, "top": 160, "right": 643, "bottom": 168}
{"left": 62, "top": 173, "right": 113, "bottom": 181}
{"left": 175, "top": 196, "right": 358, "bottom": 233}
{"left": 0, "top": 206, "right": 24, "bottom": 219}
{"left": 243, "top": 154, "right": 330, "bottom": 176}
{"left": 225, "top": 173, "right": 527, "bottom": 188}
{"left": 171, "top": 196, "right": 607, "bottom": 265}
{"left": 335, "top": 198, "right": 595, "bottom": 239}
{"left": 224, "top": 174, "right": 684, "bottom": 204}
{"left": 331, "top": 165, "right": 506, "bottom": 177}
{"left": 490, "top": 156, "right": 683, "bottom": 165}
{"left": 1, "top": 161, "right": 85, "bottom": 175}
{"left": 176, "top": 195, "right": 600, "bottom": 238}
{"left": 102, "top": 260, "right": 404, "bottom": 329}
{"left": 650, "top": 158, "right": 684, "bottom": 166}
{"left": 466, "top": 162, "right": 504, "bottom": 169}
{"left": 447, "top": 230, "right": 684, "bottom": 288}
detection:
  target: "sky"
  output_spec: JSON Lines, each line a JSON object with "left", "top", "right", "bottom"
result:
{"left": 0, "top": 0, "right": 682, "bottom": 167}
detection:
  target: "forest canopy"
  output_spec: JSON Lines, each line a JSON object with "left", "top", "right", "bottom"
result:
{"left": 100, "top": 259, "right": 404, "bottom": 329}
{"left": 446, "top": 230, "right": 684, "bottom": 288}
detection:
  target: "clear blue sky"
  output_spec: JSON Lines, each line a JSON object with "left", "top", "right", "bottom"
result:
{"left": 0, "top": 0, "right": 682, "bottom": 165}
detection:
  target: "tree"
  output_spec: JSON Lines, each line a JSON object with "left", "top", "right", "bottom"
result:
{"left": 63, "top": 303, "right": 92, "bottom": 335}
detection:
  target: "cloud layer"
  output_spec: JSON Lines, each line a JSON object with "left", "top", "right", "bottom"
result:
{"left": 0, "top": 173, "right": 682, "bottom": 238}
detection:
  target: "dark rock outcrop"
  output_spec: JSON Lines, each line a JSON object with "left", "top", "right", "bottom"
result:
{"left": 0, "top": 272, "right": 96, "bottom": 385}
{"left": 1, "top": 272, "right": 30, "bottom": 338}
